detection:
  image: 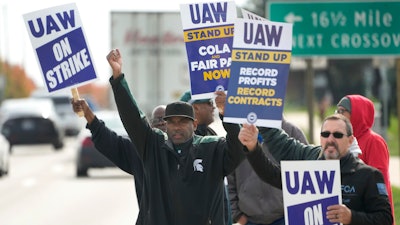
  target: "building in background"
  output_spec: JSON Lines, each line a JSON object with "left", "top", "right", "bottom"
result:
{"left": 110, "top": 12, "right": 189, "bottom": 115}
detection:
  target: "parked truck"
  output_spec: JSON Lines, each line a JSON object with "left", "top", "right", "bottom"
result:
{"left": 110, "top": 11, "right": 190, "bottom": 115}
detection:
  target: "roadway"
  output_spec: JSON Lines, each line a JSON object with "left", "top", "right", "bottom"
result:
{"left": 0, "top": 137, "right": 139, "bottom": 225}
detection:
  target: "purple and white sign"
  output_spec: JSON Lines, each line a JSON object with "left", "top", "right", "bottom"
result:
{"left": 281, "top": 160, "right": 342, "bottom": 225}
{"left": 23, "top": 3, "right": 97, "bottom": 93}
{"left": 223, "top": 18, "right": 292, "bottom": 128}
{"left": 180, "top": 1, "right": 236, "bottom": 100}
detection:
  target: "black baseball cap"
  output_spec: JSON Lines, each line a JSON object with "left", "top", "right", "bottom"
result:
{"left": 163, "top": 101, "right": 195, "bottom": 121}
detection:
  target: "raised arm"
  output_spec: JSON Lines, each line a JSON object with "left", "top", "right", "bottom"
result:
{"left": 71, "top": 98, "right": 144, "bottom": 178}
{"left": 258, "top": 127, "right": 321, "bottom": 161}
{"left": 71, "top": 98, "right": 95, "bottom": 124}
{"left": 213, "top": 90, "right": 245, "bottom": 174}
{"left": 106, "top": 49, "right": 122, "bottom": 79}
{"left": 214, "top": 90, "right": 226, "bottom": 116}
{"left": 107, "top": 49, "right": 154, "bottom": 158}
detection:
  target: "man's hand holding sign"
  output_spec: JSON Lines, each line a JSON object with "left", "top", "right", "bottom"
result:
{"left": 238, "top": 123, "right": 258, "bottom": 151}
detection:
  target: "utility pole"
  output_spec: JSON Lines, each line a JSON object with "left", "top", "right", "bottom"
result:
{"left": 306, "top": 59, "right": 315, "bottom": 144}
{"left": 1, "top": 4, "right": 9, "bottom": 63}
{"left": 0, "top": 4, "right": 9, "bottom": 102}
{"left": 396, "top": 58, "right": 400, "bottom": 156}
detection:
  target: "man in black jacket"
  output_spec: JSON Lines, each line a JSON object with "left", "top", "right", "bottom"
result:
{"left": 238, "top": 114, "right": 393, "bottom": 225}
{"left": 180, "top": 90, "right": 232, "bottom": 225}
{"left": 71, "top": 100, "right": 166, "bottom": 207}
{"left": 106, "top": 48, "right": 245, "bottom": 225}
{"left": 71, "top": 99, "right": 144, "bottom": 205}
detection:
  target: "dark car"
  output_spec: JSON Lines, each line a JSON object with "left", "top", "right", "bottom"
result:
{"left": 0, "top": 98, "right": 65, "bottom": 153}
{"left": 75, "top": 110, "right": 127, "bottom": 177}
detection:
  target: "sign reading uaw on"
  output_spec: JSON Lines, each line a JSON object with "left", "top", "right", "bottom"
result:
{"left": 223, "top": 18, "right": 292, "bottom": 128}
{"left": 180, "top": 1, "right": 236, "bottom": 100}
{"left": 281, "top": 160, "right": 342, "bottom": 225}
{"left": 23, "top": 3, "right": 97, "bottom": 93}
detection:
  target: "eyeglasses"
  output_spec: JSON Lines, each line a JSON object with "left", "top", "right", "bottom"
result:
{"left": 151, "top": 117, "right": 165, "bottom": 125}
{"left": 320, "top": 131, "right": 347, "bottom": 139}
{"left": 335, "top": 108, "right": 348, "bottom": 114}
{"left": 197, "top": 100, "right": 213, "bottom": 106}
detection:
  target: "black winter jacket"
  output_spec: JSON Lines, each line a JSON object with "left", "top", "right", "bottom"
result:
{"left": 110, "top": 75, "right": 245, "bottom": 225}
{"left": 87, "top": 116, "right": 144, "bottom": 204}
{"left": 247, "top": 128, "right": 393, "bottom": 225}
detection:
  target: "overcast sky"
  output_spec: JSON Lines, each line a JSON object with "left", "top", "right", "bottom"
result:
{"left": 0, "top": 0, "right": 246, "bottom": 87}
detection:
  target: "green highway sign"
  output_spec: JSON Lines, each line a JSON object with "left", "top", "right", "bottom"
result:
{"left": 268, "top": 1, "right": 400, "bottom": 57}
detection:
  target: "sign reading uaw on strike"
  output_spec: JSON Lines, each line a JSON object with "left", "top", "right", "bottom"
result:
{"left": 281, "top": 160, "right": 342, "bottom": 225}
{"left": 23, "top": 3, "right": 97, "bottom": 93}
{"left": 223, "top": 18, "right": 292, "bottom": 128}
{"left": 180, "top": 1, "right": 236, "bottom": 100}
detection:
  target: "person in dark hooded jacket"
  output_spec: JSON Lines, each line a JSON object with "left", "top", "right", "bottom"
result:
{"left": 241, "top": 114, "right": 393, "bottom": 225}
{"left": 336, "top": 94, "right": 394, "bottom": 224}
{"left": 72, "top": 99, "right": 144, "bottom": 206}
{"left": 71, "top": 100, "right": 166, "bottom": 209}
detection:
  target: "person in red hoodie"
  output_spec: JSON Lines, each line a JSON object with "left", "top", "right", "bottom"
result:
{"left": 336, "top": 94, "right": 395, "bottom": 224}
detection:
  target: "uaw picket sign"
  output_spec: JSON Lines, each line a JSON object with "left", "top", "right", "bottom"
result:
{"left": 180, "top": 1, "right": 236, "bottom": 100}
{"left": 223, "top": 18, "right": 292, "bottom": 128}
{"left": 23, "top": 3, "right": 97, "bottom": 93}
{"left": 268, "top": 1, "right": 400, "bottom": 57}
{"left": 281, "top": 160, "right": 342, "bottom": 225}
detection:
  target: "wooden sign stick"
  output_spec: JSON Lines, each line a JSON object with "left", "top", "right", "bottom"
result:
{"left": 71, "top": 87, "right": 84, "bottom": 117}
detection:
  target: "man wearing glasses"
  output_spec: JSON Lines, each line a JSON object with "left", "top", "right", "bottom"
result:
{"left": 239, "top": 114, "right": 392, "bottom": 225}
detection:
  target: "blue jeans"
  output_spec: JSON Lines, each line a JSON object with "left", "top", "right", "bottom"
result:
{"left": 246, "top": 217, "right": 285, "bottom": 225}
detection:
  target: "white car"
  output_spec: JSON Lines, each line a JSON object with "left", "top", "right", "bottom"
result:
{"left": 30, "top": 89, "right": 84, "bottom": 136}
{"left": 0, "top": 133, "right": 10, "bottom": 177}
